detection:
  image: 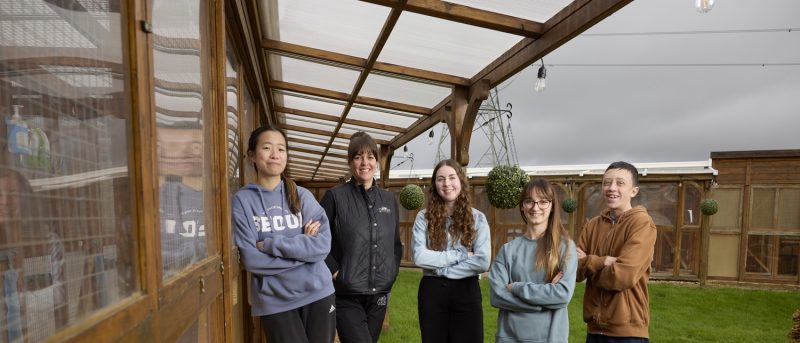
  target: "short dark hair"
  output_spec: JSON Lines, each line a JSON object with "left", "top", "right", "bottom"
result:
{"left": 605, "top": 161, "right": 639, "bottom": 186}
{"left": 347, "top": 131, "right": 378, "bottom": 162}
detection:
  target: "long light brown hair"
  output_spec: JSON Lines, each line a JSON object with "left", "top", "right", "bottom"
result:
{"left": 519, "top": 179, "right": 571, "bottom": 282}
{"left": 425, "top": 159, "right": 475, "bottom": 251}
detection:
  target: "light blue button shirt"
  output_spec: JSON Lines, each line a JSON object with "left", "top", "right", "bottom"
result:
{"left": 412, "top": 208, "right": 491, "bottom": 279}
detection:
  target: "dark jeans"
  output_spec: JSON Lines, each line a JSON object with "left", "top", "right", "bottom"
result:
{"left": 260, "top": 293, "right": 336, "bottom": 343}
{"left": 417, "top": 275, "right": 483, "bottom": 343}
{"left": 586, "top": 333, "right": 650, "bottom": 343}
{"left": 335, "top": 293, "right": 390, "bottom": 343}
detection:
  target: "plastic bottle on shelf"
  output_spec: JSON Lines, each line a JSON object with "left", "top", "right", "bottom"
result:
{"left": 5, "top": 105, "right": 31, "bottom": 155}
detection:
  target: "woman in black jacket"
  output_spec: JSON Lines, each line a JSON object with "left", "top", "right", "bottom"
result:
{"left": 321, "top": 131, "right": 402, "bottom": 343}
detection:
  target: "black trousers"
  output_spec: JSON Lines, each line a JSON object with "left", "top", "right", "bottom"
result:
{"left": 417, "top": 275, "right": 483, "bottom": 343}
{"left": 586, "top": 333, "right": 650, "bottom": 343}
{"left": 260, "top": 293, "right": 336, "bottom": 343}
{"left": 335, "top": 293, "right": 390, "bottom": 343}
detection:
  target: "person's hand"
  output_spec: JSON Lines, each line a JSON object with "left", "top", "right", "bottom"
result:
{"left": 604, "top": 256, "right": 617, "bottom": 266}
{"left": 333, "top": 270, "right": 339, "bottom": 280}
{"left": 468, "top": 251, "right": 475, "bottom": 257}
{"left": 304, "top": 220, "right": 321, "bottom": 236}
{"left": 551, "top": 271, "right": 564, "bottom": 284}
{"left": 256, "top": 240, "right": 264, "bottom": 250}
{"left": 576, "top": 247, "right": 586, "bottom": 259}
{"left": 506, "top": 283, "right": 513, "bottom": 292}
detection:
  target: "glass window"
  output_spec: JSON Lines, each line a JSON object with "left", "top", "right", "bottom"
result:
{"left": 582, "top": 183, "right": 603, "bottom": 224}
{"left": 680, "top": 230, "right": 700, "bottom": 276}
{"left": 241, "top": 79, "right": 256, "bottom": 184}
{"left": 778, "top": 188, "right": 800, "bottom": 232}
{"left": 633, "top": 183, "right": 677, "bottom": 227}
{"left": 0, "top": 0, "right": 135, "bottom": 340}
{"left": 651, "top": 230, "right": 676, "bottom": 275}
{"left": 683, "top": 183, "right": 701, "bottom": 226}
{"left": 152, "top": 0, "right": 214, "bottom": 279}
{"left": 745, "top": 235, "right": 771, "bottom": 274}
{"left": 553, "top": 183, "right": 569, "bottom": 225}
{"left": 709, "top": 188, "right": 742, "bottom": 231}
{"left": 751, "top": 188, "right": 775, "bottom": 229}
{"left": 778, "top": 237, "right": 799, "bottom": 276}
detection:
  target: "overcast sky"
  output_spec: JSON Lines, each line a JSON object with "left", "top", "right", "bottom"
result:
{"left": 397, "top": 0, "right": 800, "bottom": 170}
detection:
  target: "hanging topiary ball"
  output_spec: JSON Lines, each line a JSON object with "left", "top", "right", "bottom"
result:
{"left": 399, "top": 184, "right": 425, "bottom": 211}
{"left": 562, "top": 198, "right": 578, "bottom": 213}
{"left": 486, "top": 165, "right": 529, "bottom": 209}
{"left": 700, "top": 199, "right": 719, "bottom": 216}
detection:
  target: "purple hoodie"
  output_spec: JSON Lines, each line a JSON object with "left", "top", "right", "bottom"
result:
{"left": 232, "top": 181, "right": 334, "bottom": 316}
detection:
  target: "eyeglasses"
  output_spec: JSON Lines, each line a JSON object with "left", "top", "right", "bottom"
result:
{"left": 522, "top": 199, "right": 552, "bottom": 209}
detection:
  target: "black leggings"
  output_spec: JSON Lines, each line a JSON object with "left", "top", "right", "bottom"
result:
{"left": 417, "top": 275, "right": 483, "bottom": 343}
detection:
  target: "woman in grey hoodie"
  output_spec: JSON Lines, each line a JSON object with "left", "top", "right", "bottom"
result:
{"left": 489, "top": 179, "right": 577, "bottom": 343}
{"left": 232, "top": 125, "right": 335, "bottom": 343}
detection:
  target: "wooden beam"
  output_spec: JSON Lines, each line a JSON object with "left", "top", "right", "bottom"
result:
{"left": 292, "top": 146, "right": 347, "bottom": 160}
{"left": 361, "top": 0, "right": 544, "bottom": 38}
{"left": 291, "top": 160, "right": 349, "bottom": 173}
{"left": 270, "top": 80, "right": 431, "bottom": 115}
{"left": 387, "top": 96, "right": 450, "bottom": 149}
{"left": 283, "top": 124, "right": 390, "bottom": 145}
{"left": 277, "top": 106, "right": 407, "bottom": 133}
{"left": 447, "top": 80, "right": 490, "bottom": 166}
{"left": 288, "top": 137, "right": 349, "bottom": 152}
{"left": 311, "top": 2, "right": 406, "bottom": 179}
{"left": 470, "top": 0, "right": 632, "bottom": 87}
{"left": 262, "top": 39, "right": 469, "bottom": 86}
{"left": 378, "top": 144, "right": 394, "bottom": 188}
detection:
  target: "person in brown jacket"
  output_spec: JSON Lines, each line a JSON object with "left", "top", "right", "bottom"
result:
{"left": 576, "top": 161, "right": 657, "bottom": 343}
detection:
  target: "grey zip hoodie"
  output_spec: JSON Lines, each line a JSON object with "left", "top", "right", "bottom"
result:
{"left": 232, "top": 181, "right": 334, "bottom": 316}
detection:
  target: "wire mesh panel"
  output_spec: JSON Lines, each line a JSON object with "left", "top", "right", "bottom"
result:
{"left": 0, "top": 0, "right": 136, "bottom": 341}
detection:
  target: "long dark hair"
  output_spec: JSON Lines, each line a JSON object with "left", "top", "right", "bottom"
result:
{"left": 425, "top": 159, "right": 475, "bottom": 251}
{"left": 246, "top": 125, "right": 300, "bottom": 214}
{"left": 519, "top": 179, "right": 570, "bottom": 282}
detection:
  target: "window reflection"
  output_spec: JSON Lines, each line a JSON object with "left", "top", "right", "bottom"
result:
{"left": 0, "top": 0, "right": 135, "bottom": 340}
{"left": 152, "top": 0, "right": 213, "bottom": 279}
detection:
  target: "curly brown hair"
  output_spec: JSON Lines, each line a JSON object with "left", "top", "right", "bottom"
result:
{"left": 425, "top": 159, "right": 475, "bottom": 251}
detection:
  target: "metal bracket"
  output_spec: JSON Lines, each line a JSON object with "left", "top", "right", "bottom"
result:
{"left": 140, "top": 20, "right": 152, "bottom": 34}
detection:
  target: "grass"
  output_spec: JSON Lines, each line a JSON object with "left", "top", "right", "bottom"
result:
{"left": 379, "top": 268, "right": 800, "bottom": 343}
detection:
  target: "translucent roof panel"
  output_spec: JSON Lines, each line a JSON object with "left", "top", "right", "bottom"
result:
{"left": 360, "top": 73, "right": 451, "bottom": 108}
{"left": 267, "top": 54, "right": 360, "bottom": 94}
{"left": 445, "top": 0, "right": 571, "bottom": 23}
{"left": 348, "top": 105, "right": 421, "bottom": 128}
{"left": 261, "top": 0, "right": 390, "bottom": 58}
{"left": 340, "top": 125, "right": 396, "bottom": 143}
{"left": 284, "top": 115, "right": 337, "bottom": 133}
{"left": 379, "top": 12, "right": 522, "bottom": 77}
{"left": 273, "top": 91, "right": 345, "bottom": 117}
{"left": 285, "top": 130, "right": 331, "bottom": 144}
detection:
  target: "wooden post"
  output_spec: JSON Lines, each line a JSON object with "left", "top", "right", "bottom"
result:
{"left": 379, "top": 144, "right": 394, "bottom": 189}
{"left": 446, "top": 80, "right": 490, "bottom": 167}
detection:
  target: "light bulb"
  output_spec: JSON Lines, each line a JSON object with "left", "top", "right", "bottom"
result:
{"left": 427, "top": 130, "right": 434, "bottom": 145}
{"left": 403, "top": 145, "right": 409, "bottom": 158}
{"left": 695, "top": 0, "right": 714, "bottom": 13}
{"left": 534, "top": 65, "right": 547, "bottom": 92}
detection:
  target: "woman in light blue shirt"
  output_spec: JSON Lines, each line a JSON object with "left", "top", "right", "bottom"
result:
{"left": 489, "top": 179, "right": 577, "bottom": 343}
{"left": 412, "top": 159, "right": 491, "bottom": 343}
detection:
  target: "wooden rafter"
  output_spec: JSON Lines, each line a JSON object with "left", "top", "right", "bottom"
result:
{"left": 283, "top": 124, "right": 390, "bottom": 145}
{"left": 262, "top": 39, "right": 469, "bottom": 86}
{"left": 360, "top": 0, "right": 544, "bottom": 38}
{"left": 470, "top": 0, "right": 632, "bottom": 87}
{"left": 312, "top": 3, "right": 407, "bottom": 179}
{"left": 277, "top": 106, "right": 407, "bottom": 133}
{"left": 270, "top": 80, "right": 430, "bottom": 115}
{"left": 288, "top": 137, "right": 349, "bottom": 151}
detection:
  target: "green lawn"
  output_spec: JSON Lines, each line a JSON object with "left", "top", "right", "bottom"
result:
{"left": 379, "top": 268, "right": 799, "bottom": 343}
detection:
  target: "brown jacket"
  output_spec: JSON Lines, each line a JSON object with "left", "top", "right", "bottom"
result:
{"left": 576, "top": 206, "right": 657, "bottom": 338}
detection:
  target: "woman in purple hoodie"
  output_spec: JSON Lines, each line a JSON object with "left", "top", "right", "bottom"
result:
{"left": 232, "top": 125, "right": 335, "bottom": 343}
